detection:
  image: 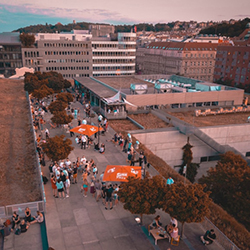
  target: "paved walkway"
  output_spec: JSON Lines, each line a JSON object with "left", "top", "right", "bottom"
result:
{"left": 41, "top": 101, "right": 221, "bottom": 250}
{"left": 2, "top": 99, "right": 222, "bottom": 250}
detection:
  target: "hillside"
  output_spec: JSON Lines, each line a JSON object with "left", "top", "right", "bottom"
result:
{"left": 199, "top": 18, "right": 250, "bottom": 37}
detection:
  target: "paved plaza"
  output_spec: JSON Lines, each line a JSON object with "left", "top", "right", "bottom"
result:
{"left": 3, "top": 100, "right": 222, "bottom": 250}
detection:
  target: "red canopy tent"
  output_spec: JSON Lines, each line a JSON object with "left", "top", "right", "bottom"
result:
{"left": 70, "top": 124, "right": 103, "bottom": 137}
{"left": 103, "top": 165, "right": 141, "bottom": 182}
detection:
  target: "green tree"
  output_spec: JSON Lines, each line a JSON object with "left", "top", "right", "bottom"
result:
{"left": 42, "top": 135, "right": 74, "bottom": 161}
{"left": 199, "top": 151, "right": 250, "bottom": 230}
{"left": 118, "top": 174, "right": 166, "bottom": 223}
{"left": 56, "top": 92, "right": 74, "bottom": 103}
{"left": 32, "top": 85, "right": 53, "bottom": 100}
{"left": 51, "top": 111, "right": 73, "bottom": 125}
{"left": 48, "top": 100, "right": 68, "bottom": 114}
{"left": 19, "top": 33, "right": 35, "bottom": 47}
{"left": 161, "top": 182, "right": 211, "bottom": 237}
{"left": 24, "top": 73, "right": 40, "bottom": 93}
{"left": 63, "top": 79, "right": 72, "bottom": 89}
{"left": 179, "top": 138, "right": 199, "bottom": 183}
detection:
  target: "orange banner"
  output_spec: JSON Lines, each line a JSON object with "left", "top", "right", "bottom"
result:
{"left": 103, "top": 165, "right": 141, "bottom": 182}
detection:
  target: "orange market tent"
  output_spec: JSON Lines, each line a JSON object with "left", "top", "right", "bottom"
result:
{"left": 70, "top": 124, "right": 103, "bottom": 137}
{"left": 103, "top": 165, "right": 141, "bottom": 182}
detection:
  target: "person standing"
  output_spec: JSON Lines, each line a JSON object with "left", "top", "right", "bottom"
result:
{"left": 82, "top": 179, "right": 88, "bottom": 197}
{"left": 56, "top": 178, "right": 65, "bottom": 199}
{"left": 50, "top": 175, "right": 58, "bottom": 198}
{"left": 65, "top": 176, "right": 70, "bottom": 198}
{"left": 105, "top": 184, "right": 114, "bottom": 210}
{"left": 94, "top": 180, "right": 102, "bottom": 202}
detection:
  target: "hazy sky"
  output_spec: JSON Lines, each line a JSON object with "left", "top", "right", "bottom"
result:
{"left": 0, "top": 0, "right": 249, "bottom": 32}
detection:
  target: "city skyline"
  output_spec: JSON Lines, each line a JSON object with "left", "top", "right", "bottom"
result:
{"left": 0, "top": 0, "right": 249, "bottom": 32}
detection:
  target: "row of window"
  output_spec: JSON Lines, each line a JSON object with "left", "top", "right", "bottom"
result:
{"left": 24, "top": 51, "right": 39, "bottom": 57}
{"left": 44, "top": 43, "right": 89, "bottom": 48}
{"left": 46, "top": 66, "right": 90, "bottom": 71}
{"left": 93, "top": 52, "right": 135, "bottom": 56}
{"left": 93, "top": 59, "right": 135, "bottom": 64}
{"left": 45, "top": 51, "right": 89, "bottom": 56}
{"left": 0, "top": 62, "right": 22, "bottom": 68}
{"left": 0, "top": 53, "right": 21, "bottom": 60}
{"left": 185, "top": 53, "right": 214, "bottom": 58}
{"left": 62, "top": 74, "right": 89, "bottom": 78}
{"left": 184, "top": 61, "right": 213, "bottom": 66}
{"left": 45, "top": 59, "right": 89, "bottom": 63}
{"left": 185, "top": 68, "right": 212, "bottom": 74}
{"left": 93, "top": 66, "right": 134, "bottom": 71}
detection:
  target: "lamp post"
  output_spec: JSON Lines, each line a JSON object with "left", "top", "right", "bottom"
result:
{"left": 183, "top": 165, "right": 187, "bottom": 185}
{"left": 98, "top": 121, "right": 100, "bottom": 148}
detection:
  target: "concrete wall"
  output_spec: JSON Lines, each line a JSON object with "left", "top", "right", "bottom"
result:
{"left": 125, "top": 88, "right": 244, "bottom": 107}
{"left": 132, "top": 124, "right": 250, "bottom": 167}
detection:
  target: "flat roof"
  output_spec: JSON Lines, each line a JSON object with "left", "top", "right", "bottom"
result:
{"left": 95, "top": 76, "right": 153, "bottom": 89}
{"left": 74, "top": 77, "right": 117, "bottom": 98}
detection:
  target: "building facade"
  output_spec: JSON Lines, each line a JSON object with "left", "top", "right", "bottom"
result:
{"left": 92, "top": 32, "right": 136, "bottom": 76}
{"left": 0, "top": 32, "right": 22, "bottom": 77}
{"left": 136, "top": 42, "right": 218, "bottom": 82}
{"left": 213, "top": 42, "right": 250, "bottom": 87}
{"left": 21, "top": 31, "right": 93, "bottom": 78}
{"left": 20, "top": 30, "right": 136, "bottom": 79}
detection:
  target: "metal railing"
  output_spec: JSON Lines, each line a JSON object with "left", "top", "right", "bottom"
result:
{"left": 201, "top": 217, "right": 240, "bottom": 250}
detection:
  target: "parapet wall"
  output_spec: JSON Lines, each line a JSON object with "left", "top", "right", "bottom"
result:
{"left": 132, "top": 124, "right": 250, "bottom": 167}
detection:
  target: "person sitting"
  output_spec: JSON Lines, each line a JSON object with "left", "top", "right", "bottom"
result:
{"left": 11, "top": 211, "right": 20, "bottom": 231}
{"left": 19, "top": 220, "right": 29, "bottom": 233}
{"left": 152, "top": 215, "right": 162, "bottom": 228}
{"left": 25, "top": 207, "right": 32, "bottom": 223}
{"left": 99, "top": 143, "right": 105, "bottom": 154}
{"left": 30, "top": 211, "right": 44, "bottom": 224}
{"left": 170, "top": 224, "right": 179, "bottom": 239}
{"left": 200, "top": 229, "right": 216, "bottom": 245}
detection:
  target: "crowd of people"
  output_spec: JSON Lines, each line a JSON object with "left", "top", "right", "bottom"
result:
{"left": 13, "top": 93, "right": 215, "bottom": 248}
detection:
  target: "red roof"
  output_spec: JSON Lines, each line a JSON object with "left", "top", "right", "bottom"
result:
{"left": 146, "top": 41, "right": 218, "bottom": 51}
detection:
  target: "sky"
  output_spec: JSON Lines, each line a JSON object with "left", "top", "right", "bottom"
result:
{"left": 0, "top": 0, "right": 249, "bottom": 32}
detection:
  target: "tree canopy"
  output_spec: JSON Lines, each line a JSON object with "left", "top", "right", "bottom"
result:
{"left": 24, "top": 71, "right": 70, "bottom": 96}
{"left": 48, "top": 100, "right": 68, "bottom": 114}
{"left": 19, "top": 33, "right": 35, "bottom": 47}
{"left": 199, "top": 151, "right": 250, "bottom": 231}
{"left": 42, "top": 135, "right": 74, "bottom": 161}
{"left": 199, "top": 18, "right": 250, "bottom": 37}
{"left": 51, "top": 111, "right": 73, "bottom": 125}
{"left": 161, "top": 182, "right": 211, "bottom": 236}
{"left": 56, "top": 92, "right": 74, "bottom": 103}
{"left": 32, "top": 85, "right": 53, "bottom": 100}
{"left": 118, "top": 174, "right": 166, "bottom": 223}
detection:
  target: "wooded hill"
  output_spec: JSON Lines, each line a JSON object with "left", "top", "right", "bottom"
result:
{"left": 199, "top": 18, "right": 250, "bottom": 37}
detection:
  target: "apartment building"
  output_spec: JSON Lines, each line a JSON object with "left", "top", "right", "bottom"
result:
{"left": 136, "top": 42, "right": 218, "bottom": 82}
{"left": 92, "top": 32, "right": 136, "bottom": 76}
{"left": 0, "top": 32, "right": 22, "bottom": 77}
{"left": 20, "top": 29, "right": 136, "bottom": 78}
{"left": 214, "top": 42, "right": 250, "bottom": 87}
{"left": 21, "top": 31, "right": 93, "bottom": 78}
{"left": 213, "top": 25, "right": 250, "bottom": 88}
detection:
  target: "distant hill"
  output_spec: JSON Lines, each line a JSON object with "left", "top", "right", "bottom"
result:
{"left": 199, "top": 18, "right": 250, "bottom": 37}
{"left": 13, "top": 21, "right": 173, "bottom": 33}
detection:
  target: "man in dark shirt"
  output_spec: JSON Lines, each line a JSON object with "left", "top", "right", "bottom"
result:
{"left": 201, "top": 229, "right": 216, "bottom": 245}
{"left": 105, "top": 184, "right": 114, "bottom": 210}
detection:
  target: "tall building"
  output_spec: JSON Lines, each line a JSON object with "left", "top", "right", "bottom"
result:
{"left": 136, "top": 42, "right": 218, "bottom": 82}
{"left": 89, "top": 24, "right": 115, "bottom": 37}
{"left": 92, "top": 32, "right": 136, "bottom": 76}
{"left": 22, "top": 31, "right": 93, "bottom": 78}
{"left": 20, "top": 28, "right": 136, "bottom": 78}
{"left": 213, "top": 26, "right": 250, "bottom": 87}
{"left": 0, "top": 32, "right": 22, "bottom": 77}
